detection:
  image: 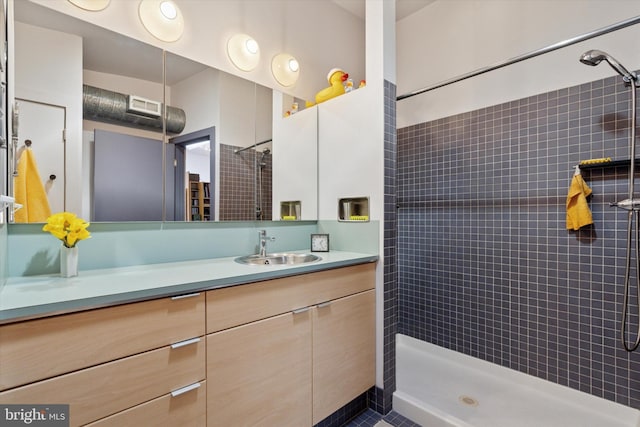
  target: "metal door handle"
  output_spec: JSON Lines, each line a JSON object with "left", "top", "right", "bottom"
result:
{"left": 170, "top": 337, "right": 201, "bottom": 349}
{"left": 171, "top": 382, "right": 201, "bottom": 397}
{"left": 292, "top": 306, "right": 311, "bottom": 314}
{"left": 171, "top": 292, "right": 200, "bottom": 300}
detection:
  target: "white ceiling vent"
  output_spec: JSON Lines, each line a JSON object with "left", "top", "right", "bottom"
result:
{"left": 126, "top": 95, "right": 161, "bottom": 118}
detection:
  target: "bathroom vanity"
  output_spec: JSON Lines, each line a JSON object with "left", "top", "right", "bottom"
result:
{"left": 0, "top": 253, "right": 376, "bottom": 426}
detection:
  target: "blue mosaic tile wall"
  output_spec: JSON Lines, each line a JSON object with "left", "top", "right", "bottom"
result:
{"left": 370, "top": 79, "right": 398, "bottom": 415}
{"left": 397, "top": 73, "right": 640, "bottom": 409}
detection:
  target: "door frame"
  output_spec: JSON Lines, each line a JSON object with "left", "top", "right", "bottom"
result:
{"left": 169, "top": 127, "right": 216, "bottom": 221}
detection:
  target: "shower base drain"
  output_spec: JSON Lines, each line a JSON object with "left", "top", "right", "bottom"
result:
{"left": 458, "top": 395, "right": 479, "bottom": 407}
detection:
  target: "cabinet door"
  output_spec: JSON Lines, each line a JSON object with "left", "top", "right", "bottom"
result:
{"left": 312, "top": 289, "right": 375, "bottom": 424}
{"left": 207, "top": 310, "right": 312, "bottom": 427}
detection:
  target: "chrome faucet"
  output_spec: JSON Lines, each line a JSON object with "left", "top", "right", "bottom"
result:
{"left": 258, "top": 230, "right": 275, "bottom": 256}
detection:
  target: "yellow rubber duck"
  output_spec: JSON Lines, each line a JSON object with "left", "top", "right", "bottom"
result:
{"left": 312, "top": 68, "right": 349, "bottom": 105}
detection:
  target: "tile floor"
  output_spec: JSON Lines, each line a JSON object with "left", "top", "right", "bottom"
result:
{"left": 344, "top": 409, "right": 421, "bottom": 427}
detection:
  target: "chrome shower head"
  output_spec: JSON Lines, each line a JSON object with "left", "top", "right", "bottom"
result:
{"left": 580, "top": 50, "right": 637, "bottom": 84}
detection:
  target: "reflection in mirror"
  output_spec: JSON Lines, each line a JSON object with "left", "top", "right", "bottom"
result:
{"left": 11, "top": 1, "right": 319, "bottom": 223}
{"left": 11, "top": 1, "right": 275, "bottom": 223}
{"left": 165, "top": 51, "right": 273, "bottom": 221}
{"left": 13, "top": 0, "right": 167, "bottom": 222}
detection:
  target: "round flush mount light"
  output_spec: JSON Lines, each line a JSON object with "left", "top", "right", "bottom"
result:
{"left": 67, "top": 0, "right": 110, "bottom": 11}
{"left": 139, "top": 0, "right": 184, "bottom": 43}
{"left": 227, "top": 33, "right": 260, "bottom": 72}
{"left": 271, "top": 53, "right": 300, "bottom": 87}
{"left": 159, "top": 1, "right": 177, "bottom": 19}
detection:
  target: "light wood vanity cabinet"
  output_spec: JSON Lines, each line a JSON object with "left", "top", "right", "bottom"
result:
{"left": 206, "top": 263, "right": 376, "bottom": 426}
{"left": 0, "top": 293, "right": 206, "bottom": 426}
{"left": 0, "top": 262, "right": 375, "bottom": 427}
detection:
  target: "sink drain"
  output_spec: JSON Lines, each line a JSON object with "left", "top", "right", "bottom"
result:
{"left": 459, "top": 395, "right": 479, "bottom": 407}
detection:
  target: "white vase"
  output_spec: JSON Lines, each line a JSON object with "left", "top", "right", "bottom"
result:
{"left": 60, "top": 246, "right": 79, "bottom": 278}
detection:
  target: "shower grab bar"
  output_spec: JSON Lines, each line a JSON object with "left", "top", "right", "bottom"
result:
{"left": 397, "top": 14, "right": 640, "bottom": 101}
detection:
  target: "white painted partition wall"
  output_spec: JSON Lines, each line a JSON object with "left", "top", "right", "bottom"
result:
{"left": 317, "top": 0, "right": 395, "bottom": 389}
{"left": 272, "top": 98, "right": 318, "bottom": 221}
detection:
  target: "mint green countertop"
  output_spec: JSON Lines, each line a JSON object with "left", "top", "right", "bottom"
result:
{"left": 0, "top": 250, "right": 378, "bottom": 324}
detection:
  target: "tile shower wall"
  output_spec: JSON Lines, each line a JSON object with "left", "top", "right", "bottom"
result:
{"left": 397, "top": 73, "right": 640, "bottom": 409}
{"left": 362, "top": 79, "right": 400, "bottom": 417}
{"left": 219, "top": 144, "right": 272, "bottom": 221}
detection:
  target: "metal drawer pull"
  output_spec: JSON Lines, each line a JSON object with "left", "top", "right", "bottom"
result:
{"left": 317, "top": 301, "right": 332, "bottom": 308}
{"left": 292, "top": 307, "right": 311, "bottom": 314}
{"left": 171, "top": 382, "right": 201, "bottom": 397}
{"left": 171, "top": 337, "right": 201, "bottom": 349}
{"left": 171, "top": 293, "right": 200, "bottom": 300}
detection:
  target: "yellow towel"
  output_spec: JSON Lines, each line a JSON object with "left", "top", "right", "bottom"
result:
{"left": 13, "top": 148, "right": 51, "bottom": 223}
{"left": 566, "top": 173, "right": 593, "bottom": 230}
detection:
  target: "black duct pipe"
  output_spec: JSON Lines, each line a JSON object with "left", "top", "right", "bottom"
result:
{"left": 82, "top": 84, "right": 186, "bottom": 134}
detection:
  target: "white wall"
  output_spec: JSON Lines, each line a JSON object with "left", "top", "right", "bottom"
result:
{"left": 186, "top": 151, "right": 210, "bottom": 183}
{"left": 272, "top": 99, "right": 317, "bottom": 220}
{"left": 219, "top": 72, "right": 257, "bottom": 148}
{"left": 15, "top": 21, "right": 83, "bottom": 215}
{"left": 169, "top": 67, "right": 221, "bottom": 136}
{"left": 255, "top": 84, "right": 273, "bottom": 146}
{"left": 397, "top": 0, "right": 640, "bottom": 127}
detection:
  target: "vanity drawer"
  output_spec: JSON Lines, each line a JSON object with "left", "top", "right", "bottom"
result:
{"left": 0, "top": 292, "right": 205, "bottom": 391}
{"left": 86, "top": 381, "right": 206, "bottom": 427}
{"left": 0, "top": 338, "right": 205, "bottom": 427}
{"left": 302, "top": 262, "right": 375, "bottom": 306}
{"left": 206, "top": 263, "right": 375, "bottom": 333}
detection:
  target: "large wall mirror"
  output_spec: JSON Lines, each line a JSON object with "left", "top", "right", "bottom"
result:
{"left": 9, "top": 0, "right": 319, "bottom": 223}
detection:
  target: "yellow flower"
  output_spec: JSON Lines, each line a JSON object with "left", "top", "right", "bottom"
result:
{"left": 42, "top": 212, "right": 91, "bottom": 248}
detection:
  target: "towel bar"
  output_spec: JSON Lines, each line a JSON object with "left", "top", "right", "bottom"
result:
{"left": 578, "top": 159, "right": 640, "bottom": 170}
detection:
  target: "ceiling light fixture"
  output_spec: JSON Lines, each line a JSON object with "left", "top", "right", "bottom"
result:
{"left": 67, "top": 0, "right": 111, "bottom": 11}
{"left": 227, "top": 33, "right": 260, "bottom": 72}
{"left": 159, "top": 1, "right": 178, "bottom": 19}
{"left": 271, "top": 53, "right": 300, "bottom": 87}
{"left": 139, "top": 0, "right": 184, "bottom": 43}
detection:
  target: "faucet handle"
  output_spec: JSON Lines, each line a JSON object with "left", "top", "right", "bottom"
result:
{"left": 258, "top": 230, "right": 275, "bottom": 240}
